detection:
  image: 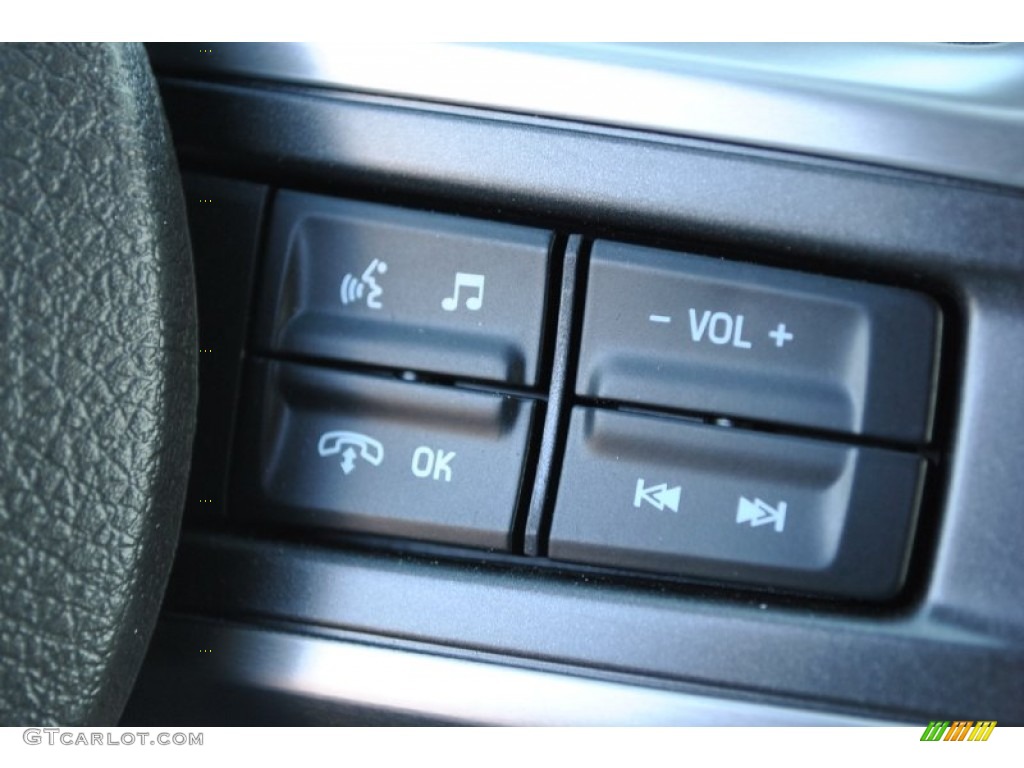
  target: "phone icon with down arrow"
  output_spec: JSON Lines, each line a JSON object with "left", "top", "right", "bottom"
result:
{"left": 318, "top": 431, "right": 385, "bottom": 475}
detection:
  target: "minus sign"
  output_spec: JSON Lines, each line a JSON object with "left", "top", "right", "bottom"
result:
{"left": 649, "top": 315, "right": 672, "bottom": 323}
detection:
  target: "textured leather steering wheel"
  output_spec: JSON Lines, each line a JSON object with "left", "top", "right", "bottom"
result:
{"left": 0, "top": 43, "right": 195, "bottom": 724}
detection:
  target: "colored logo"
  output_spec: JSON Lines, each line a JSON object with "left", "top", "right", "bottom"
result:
{"left": 920, "top": 721, "right": 997, "bottom": 741}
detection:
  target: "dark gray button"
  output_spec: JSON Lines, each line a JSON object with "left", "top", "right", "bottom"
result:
{"left": 236, "top": 360, "right": 535, "bottom": 549}
{"left": 549, "top": 408, "right": 925, "bottom": 599}
{"left": 577, "top": 241, "right": 940, "bottom": 443}
{"left": 256, "top": 192, "right": 552, "bottom": 386}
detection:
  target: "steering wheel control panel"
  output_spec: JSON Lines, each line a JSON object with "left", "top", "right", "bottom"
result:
{"left": 231, "top": 184, "right": 941, "bottom": 601}
{"left": 138, "top": 50, "right": 1024, "bottom": 724}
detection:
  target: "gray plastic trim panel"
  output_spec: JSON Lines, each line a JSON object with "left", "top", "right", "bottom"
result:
{"left": 128, "top": 617, "right": 890, "bottom": 725}
{"left": 148, "top": 42, "right": 1024, "bottom": 190}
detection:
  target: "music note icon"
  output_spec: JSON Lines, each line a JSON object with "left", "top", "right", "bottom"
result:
{"left": 441, "top": 272, "right": 486, "bottom": 312}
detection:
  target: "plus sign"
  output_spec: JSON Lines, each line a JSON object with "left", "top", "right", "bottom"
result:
{"left": 769, "top": 323, "right": 794, "bottom": 348}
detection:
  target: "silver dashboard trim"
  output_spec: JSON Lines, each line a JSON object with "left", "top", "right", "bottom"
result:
{"left": 150, "top": 42, "right": 1024, "bottom": 190}
{"left": 172, "top": 620, "right": 889, "bottom": 725}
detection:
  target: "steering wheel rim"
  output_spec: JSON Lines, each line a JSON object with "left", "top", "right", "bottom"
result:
{"left": 0, "top": 43, "right": 195, "bottom": 725}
